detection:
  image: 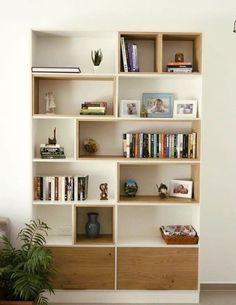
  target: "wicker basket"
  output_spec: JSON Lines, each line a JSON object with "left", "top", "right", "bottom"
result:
{"left": 160, "top": 229, "right": 199, "bottom": 245}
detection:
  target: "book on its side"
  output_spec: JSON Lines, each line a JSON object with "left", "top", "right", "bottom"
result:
{"left": 32, "top": 67, "right": 81, "bottom": 73}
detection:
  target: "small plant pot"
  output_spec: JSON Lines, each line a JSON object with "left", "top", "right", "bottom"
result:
{"left": 93, "top": 65, "right": 101, "bottom": 73}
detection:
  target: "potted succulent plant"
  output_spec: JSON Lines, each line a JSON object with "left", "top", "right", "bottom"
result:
{"left": 91, "top": 49, "right": 103, "bottom": 72}
{"left": 0, "top": 220, "right": 54, "bottom": 305}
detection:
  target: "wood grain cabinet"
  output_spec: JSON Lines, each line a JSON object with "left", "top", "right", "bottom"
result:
{"left": 50, "top": 247, "right": 115, "bottom": 289}
{"left": 117, "top": 247, "right": 198, "bottom": 290}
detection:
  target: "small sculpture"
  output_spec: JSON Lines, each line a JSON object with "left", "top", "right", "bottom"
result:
{"left": 100, "top": 183, "right": 108, "bottom": 200}
{"left": 48, "top": 128, "right": 57, "bottom": 145}
{"left": 175, "top": 52, "right": 184, "bottom": 63}
{"left": 124, "top": 179, "right": 138, "bottom": 197}
{"left": 45, "top": 92, "right": 56, "bottom": 114}
{"left": 83, "top": 138, "right": 98, "bottom": 153}
{"left": 157, "top": 183, "right": 168, "bottom": 199}
{"left": 91, "top": 49, "right": 103, "bottom": 66}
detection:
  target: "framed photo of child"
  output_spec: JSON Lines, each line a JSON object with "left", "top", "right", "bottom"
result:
{"left": 142, "top": 93, "right": 174, "bottom": 118}
{"left": 119, "top": 100, "right": 140, "bottom": 117}
{"left": 173, "top": 100, "right": 198, "bottom": 118}
{"left": 170, "top": 180, "right": 193, "bottom": 199}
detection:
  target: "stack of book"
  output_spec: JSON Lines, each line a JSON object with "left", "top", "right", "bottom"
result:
{"left": 123, "top": 132, "right": 197, "bottom": 159}
{"left": 34, "top": 175, "right": 89, "bottom": 201}
{"left": 120, "top": 37, "right": 139, "bottom": 72}
{"left": 80, "top": 101, "right": 107, "bottom": 115}
{"left": 166, "top": 62, "right": 193, "bottom": 73}
{"left": 40, "top": 144, "right": 66, "bottom": 159}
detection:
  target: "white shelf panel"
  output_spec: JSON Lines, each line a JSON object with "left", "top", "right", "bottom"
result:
{"left": 46, "top": 235, "right": 72, "bottom": 246}
{"left": 33, "top": 199, "right": 116, "bottom": 206}
{"left": 33, "top": 158, "right": 76, "bottom": 162}
{"left": 117, "top": 235, "right": 199, "bottom": 248}
{"left": 118, "top": 72, "right": 202, "bottom": 78}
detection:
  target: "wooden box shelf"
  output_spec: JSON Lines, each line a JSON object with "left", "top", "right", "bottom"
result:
{"left": 74, "top": 206, "right": 115, "bottom": 246}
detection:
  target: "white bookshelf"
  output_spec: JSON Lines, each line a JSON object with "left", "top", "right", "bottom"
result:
{"left": 32, "top": 30, "right": 202, "bottom": 303}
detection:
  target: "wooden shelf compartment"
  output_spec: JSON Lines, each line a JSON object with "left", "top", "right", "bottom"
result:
{"left": 119, "top": 32, "right": 160, "bottom": 73}
{"left": 77, "top": 120, "right": 201, "bottom": 159}
{"left": 162, "top": 33, "right": 202, "bottom": 73}
{"left": 117, "top": 205, "right": 200, "bottom": 248}
{"left": 73, "top": 206, "right": 115, "bottom": 246}
{"left": 118, "top": 163, "right": 200, "bottom": 203}
{"left": 32, "top": 74, "right": 117, "bottom": 116}
{"left": 117, "top": 247, "right": 198, "bottom": 290}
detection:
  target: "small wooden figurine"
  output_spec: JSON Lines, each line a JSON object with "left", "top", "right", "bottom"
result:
{"left": 48, "top": 128, "right": 57, "bottom": 145}
{"left": 175, "top": 52, "right": 184, "bottom": 63}
{"left": 100, "top": 183, "right": 108, "bottom": 200}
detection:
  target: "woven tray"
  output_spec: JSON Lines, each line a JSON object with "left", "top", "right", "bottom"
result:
{"left": 160, "top": 229, "right": 199, "bottom": 245}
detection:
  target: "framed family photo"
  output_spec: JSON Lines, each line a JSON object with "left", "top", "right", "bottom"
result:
{"left": 170, "top": 180, "right": 193, "bottom": 199}
{"left": 119, "top": 100, "right": 140, "bottom": 117}
{"left": 173, "top": 100, "right": 198, "bottom": 118}
{"left": 142, "top": 93, "right": 174, "bottom": 118}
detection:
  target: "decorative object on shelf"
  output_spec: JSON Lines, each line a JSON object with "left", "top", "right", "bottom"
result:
{"left": 233, "top": 20, "right": 236, "bottom": 33}
{"left": 119, "top": 100, "right": 140, "bottom": 117}
{"left": 142, "top": 93, "right": 174, "bottom": 118}
{"left": 175, "top": 52, "right": 184, "bottom": 62}
{"left": 100, "top": 183, "right": 108, "bottom": 200}
{"left": 48, "top": 127, "right": 57, "bottom": 145}
{"left": 45, "top": 92, "right": 56, "bottom": 114}
{"left": 83, "top": 138, "right": 98, "bottom": 153}
{"left": 170, "top": 179, "right": 193, "bottom": 199}
{"left": 80, "top": 101, "right": 107, "bottom": 115}
{"left": 78, "top": 176, "right": 89, "bottom": 201}
{"left": 40, "top": 128, "right": 66, "bottom": 159}
{"left": 156, "top": 183, "right": 168, "bottom": 199}
{"left": 91, "top": 49, "right": 103, "bottom": 72}
{"left": 141, "top": 105, "right": 148, "bottom": 118}
{"left": 0, "top": 219, "right": 54, "bottom": 305}
{"left": 124, "top": 179, "right": 138, "bottom": 197}
{"left": 173, "top": 100, "right": 198, "bottom": 118}
{"left": 160, "top": 225, "right": 199, "bottom": 245}
{"left": 86, "top": 212, "right": 100, "bottom": 238}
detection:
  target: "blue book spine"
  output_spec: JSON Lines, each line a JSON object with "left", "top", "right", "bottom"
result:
{"left": 139, "top": 133, "right": 143, "bottom": 158}
{"left": 127, "top": 43, "right": 133, "bottom": 72}
{"left": 132, "top": 44, "right": 139, "bottom": 72}
{"left": 153, "top": 134, "right": 157, "bottom": 158}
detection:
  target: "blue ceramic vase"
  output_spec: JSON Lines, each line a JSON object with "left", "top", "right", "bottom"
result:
{"left": 86, "top": 212, "right": 100, "bottom": 238}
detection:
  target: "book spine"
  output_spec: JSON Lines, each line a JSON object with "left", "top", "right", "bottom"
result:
{"left": 135, "top": 133, "right": 139, "bottom": 158}
{"left": 123, "top": 133, "right": 127, "bottom": 157}
{"left": 55, "top": 177, "right": 58, "bottom": 201}
{"left": 192, "top": 132, "right": 197, "bottom": 159}
{"left": 174, "top": 134, "right": 177, "bottom": 158}
{"left": 33, "top": 177, "right": 38, "bottom": 200}
{"left": 139, "top": 133, "right": 143, "bottom": 158}
{"left": 61, "top": 177, "right": 65, "bottom": 201}
{"left": 126, "top": 133, "right": 132, "bottom": 158}
{"left": 131, "top": 134, "right": 135, "bottom": 158}
{"left": 143, "top": 133, "right": 149, "bottom": 158}
{"left": 148, "top": 134, "right": 151, "bottom": 158}
{"left": 132, "top": 44, "right": 139, "bottom": 72}
{"left": 51, "top": 177, "right": 55, "bottom": 201}
{"left": 120, "top": 37, "right": 128, "bottom": 72}
{"left": 153, "top": 134, "right": 157, "bottom": 158}
{"left": 65, "top": 177, "right": 68, "bottom": 201}
{"left": 40, "top": 177, "right": 44, "bottom": 200}
{"left": 127, "top": 43, "right": 133, "bottom": 72}
{"left": 156, "top": 134, "right": 159, "bottom": 158}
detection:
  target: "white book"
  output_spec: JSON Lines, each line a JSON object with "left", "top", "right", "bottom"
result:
{"left": 61, "top": 177, "right": 65, "bottom": 201}
{"left": 120, "top": 37, "right": 128, "bottom": 72}
{"left": 74, "top": 176, "right": 78, "bottom": 202}
{"left": 32, "top": 67, "right": 81, "bottom": 73}
{"left": 126, "top": 133, "right": 132, "bottom": 158}
{"left": 51, "top": 177, "right": 55, "bottom": 201}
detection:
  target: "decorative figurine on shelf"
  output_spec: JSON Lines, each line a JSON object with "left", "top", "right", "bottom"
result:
{"left": 156, "top": 183, "right": 168, "bottom": 199}
{"left": 91, "top": 49, "right": 103, "bottom": 72}
{"left": 175, "top": 52, "right": 185, "bottom": 63}
{"left": 48, "top": 128, "right": 57, "bottom": 145}
{"left": 124, "top": 179, "right": 138, "bottom": 197}
{"left": 83, "top": 138, "right": 98, "bottom": 153}
{"left": 86, "top": 212, "right": 100, "bottom": 238}
{"left": 45, "top": 92, "right": 56, "bottom": 115}
{"left": 141, "top": 106, "right": 148, "bottom": 118}
{"left": 100, "top": 183, "right": 108, "bottom": 200}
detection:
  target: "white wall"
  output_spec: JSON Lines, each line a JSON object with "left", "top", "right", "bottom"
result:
{"left": 0, "top": 0, "right": 236, "bottom": 283}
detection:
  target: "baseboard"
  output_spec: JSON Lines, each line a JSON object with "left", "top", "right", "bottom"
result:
{"left": 46, "top": 290, "right": 200, "bottom": 304}
{"left": 201, "top": 283, "right": 236, "bottom": 291}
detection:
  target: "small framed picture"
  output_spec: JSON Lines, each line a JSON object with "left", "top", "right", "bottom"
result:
{"left": 170, "top": 180, "right": 193, "bottom": 199}
{"left": 119, "top": 100, "right": 140, "bottom": 117}
{"left": 142, "top": 93, "right": 174, "bottom": 118}
{"left": 173, "top": 100, "right": 198, "bottom": 118}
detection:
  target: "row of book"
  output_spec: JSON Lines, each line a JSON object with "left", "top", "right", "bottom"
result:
{"left": 34, "top": 176, "right": 89, "bottom": 201}
{"left": 80, "top": 101, "right": 107, "bottom": 115}
{"left": 123, "top": 132, "right": 197, "bottom": 159}
{"left": 120, "top": 37, "right": 139, "bottom": 72}
{"left": 166, "top": 62, "right": 193, "bottom": 73}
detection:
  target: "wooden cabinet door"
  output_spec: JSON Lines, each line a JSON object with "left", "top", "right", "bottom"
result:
{"left": 117, "top": 247, "right": 198, "bottom": 290}
{"left": 50, "top": 247, "right": 115, "bottom": 289}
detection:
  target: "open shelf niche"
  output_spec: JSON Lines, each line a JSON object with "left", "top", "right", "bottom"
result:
{"left": 73, "top": 205, "right": 115, "bottom": 246}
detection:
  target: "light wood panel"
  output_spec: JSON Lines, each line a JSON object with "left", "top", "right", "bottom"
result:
{"left": 76, "top": 234, "right": 114, "bottom": 245}
{"left": 117, "top": 247, "right": 198, "bottom": 290}
{"left": 192, "top": 164, "right": 200, "bottom": 202}
{"left": 50, "top": 247, "right": 115, "bottom": 289}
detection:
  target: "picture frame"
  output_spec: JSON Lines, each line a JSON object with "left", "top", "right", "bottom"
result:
{"left": 142, "top": 93, "right": 174, "bottom": 118}
{"left": 173, "top": 100, "right": 198, "bottom": 118}
{"left": 169, "top": 180, "right": 193, "bottom": 199}
{"left": 119, "top": 100, "right": 140, "bottom": 117}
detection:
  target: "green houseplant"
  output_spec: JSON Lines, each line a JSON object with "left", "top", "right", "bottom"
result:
{"left": 0, "top": 220, "right": 54, "bottom": 305}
